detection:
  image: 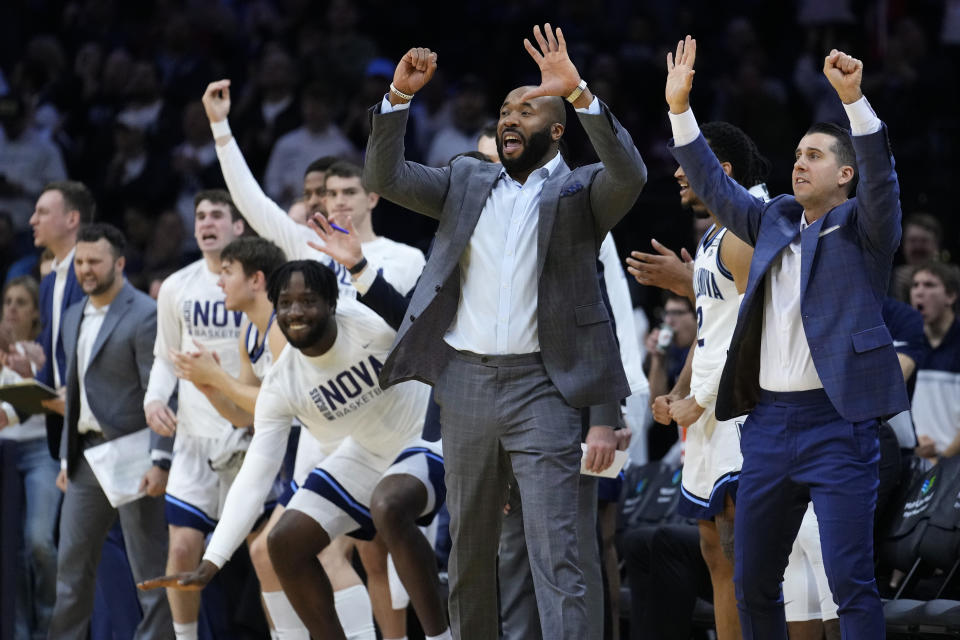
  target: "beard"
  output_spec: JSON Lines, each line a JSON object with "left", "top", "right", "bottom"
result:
{"left": 281, "top": 314, "right": 332, "bottom": 351}
{"left": 498, "top": 126, "right": 554, "bottom": 176}
{"left": 85, "top": 269, "right": 117, "bottom": 296}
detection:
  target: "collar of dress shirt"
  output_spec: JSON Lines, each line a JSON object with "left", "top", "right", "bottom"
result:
{"left": 83, "top": 301, "right": 109, "bottom": 317}
{"left": 498, "top": 150, "right": 564, "bottom": 186}
{"left": 51, "top": 246, "right": 76, "bottom": 276}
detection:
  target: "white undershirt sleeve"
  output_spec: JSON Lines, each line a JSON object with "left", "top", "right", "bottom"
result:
{"left": 668, "top": 108, "right": 701, "bottom": 147}
{"left": 843, "top": 96, "right": 882, "bottom": 136}
{"left": 144, "top": 279, "right": 181, "bottom": 407}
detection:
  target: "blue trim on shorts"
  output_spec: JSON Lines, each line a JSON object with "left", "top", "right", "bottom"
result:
{"left": 676, "top": 472, "right": 740, "bottom": 520}
{"left": 164, "top": 494, "right": 217, "bottom": 534}
{"left": 302, "top": 469, "right": 376, "bottom": 540}
{"left": 393, "top": 446, "right": 447, "bottom": 527}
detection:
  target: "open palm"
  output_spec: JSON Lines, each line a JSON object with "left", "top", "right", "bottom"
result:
{"left": 665, "top": 36, "right": 697, "bottom": 113}
{"left": 521, "top": 23, "right": 581, "bottom": 101}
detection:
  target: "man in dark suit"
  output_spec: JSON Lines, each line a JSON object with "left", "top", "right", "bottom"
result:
{"left": 31, "top": 181, "right": 93, "bottom": 458}
{"left": 665, "top": 37, "right": 907, "bottom": 639}
{"left": 363, "top": 24, "right": 646, "bottom": 640}
{"left": 47, "top": 224, "right": 173, "bottom": 639}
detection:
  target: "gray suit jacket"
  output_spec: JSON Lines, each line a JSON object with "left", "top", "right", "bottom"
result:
{"left": 363, "top": 100, "right": 646, "bottom": 409}
{"left": 60, "top": 281, "right": 171, "bottom": 474}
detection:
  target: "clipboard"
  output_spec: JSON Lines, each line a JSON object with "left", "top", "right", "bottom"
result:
{"left": 0, "top": 380, "right": 59, "bottom": 414}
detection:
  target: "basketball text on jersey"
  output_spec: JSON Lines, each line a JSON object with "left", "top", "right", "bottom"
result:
{"left": 181, "top": 299, "right": 244, "bottom": 338}
{"left": 308, "top": 355, "right": 386, "bottom": 420}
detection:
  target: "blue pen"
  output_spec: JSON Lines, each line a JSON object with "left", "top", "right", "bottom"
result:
{"left": 329, "top": 222, "right": 349, "bottom": 234}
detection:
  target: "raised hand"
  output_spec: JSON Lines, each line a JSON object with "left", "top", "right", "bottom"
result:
{"left": 665, "top": 35, "right": 697, "bottom": 114}
{"left": 392, "top": 48, "right": 438, "bottom": 99}
{"left": 521, "top": 23, "right": 584, "bottom": 103}
{"left": 626, "top": 239, "right": 695, "bottom": 300}
{"left": 823, "top": 49, "right": 863, "bottom": 104}
{"left": 202, "top": 79, "right": 232, "bottom": 125}
{"left": 306, "top": 212, "right": 365, "bottom": 271}
{"left": 138, "top": 560, "right": 219, "bottom": 592}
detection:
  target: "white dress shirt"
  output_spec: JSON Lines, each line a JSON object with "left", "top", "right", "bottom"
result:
{"left": 380, "top": 94, "right": 601, "bottom": 355}
{"left": 77, "top": 301, "right": 109, "bottom": 434}
{"left": 50, "top": 246, "right": 76, "bottom": 388}
{"left": 668, "top": 96, "right": 882, "bottom": 392}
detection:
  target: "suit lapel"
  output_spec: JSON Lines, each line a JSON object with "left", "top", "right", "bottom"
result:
{"left": 536, "top": 163, "right": 571, "bottom": 279}
{"left": 87, "top": 284, "right": 132, "bottom": 367}
{"left": 454, "top": 163, "right": 501, "bottom": 249}
{"left": 800, "top": 213, "right": 829, "bottom": 295}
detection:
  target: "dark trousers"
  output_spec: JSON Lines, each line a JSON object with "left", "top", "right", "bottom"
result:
{"left": 734, "top": 389, "right": 883, "bottom": 640}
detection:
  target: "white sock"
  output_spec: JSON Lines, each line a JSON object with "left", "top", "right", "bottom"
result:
{"left": 426, "top": 630, "right": 452, "bottom": 640}
{"left": 172, "top": 621, "right": 198, "bottom": 640}
{"left": 261, "top": 590, "right": 309, "bottom": 640}
{"left": 335, "top": 584, "right": 377, "bottom": 640}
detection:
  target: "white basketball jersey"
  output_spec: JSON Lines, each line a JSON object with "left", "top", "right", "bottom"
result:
{"left": 255, "top": 299, "right": 428, "bottom": 459}
{"left": 245, "top": 313, "right": 276, "bottom": 381}
{"left": 689, "top": 225, "right": 741, "bottom": 398}
{"left": 154, "top": 259, "right": 245, "bottom": 438}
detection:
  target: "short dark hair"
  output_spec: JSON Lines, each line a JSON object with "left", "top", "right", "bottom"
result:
{"left": 267, "top": 260, "right": 339, "bottom": 310}
{"left": 324, "top": 160, "right": 364, "bottom": 182}
{"left": 804, "top": 122, "right": 857, "bottom": 194}
{"left": 304, "top": 156, "right": 341, "bottom": 177}
{"left": 42, "top": 181, "right": 96, "bottom": 223}
{"left": 451, "top": 150, "right": 493, "bottom": 164}
{"left": 194, "top": 189, "right": 242, "bottom": 222}
{"left": 77, "top": 223, "right": 127, "bottom": 258}
{"left": 913, "top": 261, "right": 960, "bottom": 299}
{"left": 477, "top": 121, "right": 497, "bottom": 141}
{"left": 221, "top": 237, "right": 287, "bottom": 279}
{"left": 664, "top": 291, "right": 695, "bottom": 313}
{"left": 701, "top": 121, "right": 770, "bottom": 189}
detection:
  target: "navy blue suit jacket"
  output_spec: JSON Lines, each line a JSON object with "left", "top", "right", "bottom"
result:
{"left": 671, "top": 126, "right": 909, "bottom": 422}
{"left": 38, "top": 261, "right": 85, "bottom": 458}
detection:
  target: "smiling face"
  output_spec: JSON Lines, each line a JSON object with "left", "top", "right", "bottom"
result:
{"left": 74, "top": 238, "right": 123, "bottom": 297}
{"left": 275, "top": 270, "right": 334, "bottom": 350}
{"left": 792, "top": 132, "right": 853, "bottom": 211}
{"left": 194, "top": 199, "right": 244, "bottom": 255}
{"left": 496, "top": 87, "right": 564, "bottom": 178}
{"left": 217, "top": 258, "right": 257, "bottom": 312}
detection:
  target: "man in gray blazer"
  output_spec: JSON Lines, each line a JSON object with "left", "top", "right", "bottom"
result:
{"left": 363, "top": 24, "right": 646, "bottom": 640}
{"left": 47, "top": 223, "right": 173, "bottom": 639}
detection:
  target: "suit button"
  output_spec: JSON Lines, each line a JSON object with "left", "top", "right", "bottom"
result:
{"left": 434, "top": 284, "right": 442, "bottom": 292}
{"left": 409, "top": 314, "right": 417, "bottom": 322}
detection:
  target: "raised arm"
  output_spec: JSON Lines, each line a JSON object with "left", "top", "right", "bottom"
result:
{"left": 523, "top": 24, "right": 646, "bottom": 233}
{"left": 363, "top": 49, "right": 450, "bottom": 218}
{"left": 665, "top": 37, "right": 764, "bottom": 245}
{"left": 822, "top": 50, "right": 902, "bottom": 259}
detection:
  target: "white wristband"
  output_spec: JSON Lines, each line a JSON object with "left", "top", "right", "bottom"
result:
{"left": 210, "top": 119, "right": 231, "bottom": 138}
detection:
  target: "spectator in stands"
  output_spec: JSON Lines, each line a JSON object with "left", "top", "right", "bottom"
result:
{"left": 0, "top": 94, "right": 68, "bottom": 230}
{"left": 425, "top": 75, "right": 490, "bottom": 167}
{"left": 890, "top": 213, "right": 944, "bottom": 302}
{"left": 231, "top": 46, "right": 301, "bottom": 180}
{"left": 910, "top": 261, "right": 960, "bottom": 461}
{"left": 0, "top": 275, "right": 59, "bottom": 640}
{"left": 264, "top": 82, "right": 359, "bottom": 210}
{"left": 171, "top": 102, "right": 226, "bottom": 252}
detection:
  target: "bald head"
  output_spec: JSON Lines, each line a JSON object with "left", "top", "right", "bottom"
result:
{"left": 506, "top": 86, "right": 567, "bottom": 127}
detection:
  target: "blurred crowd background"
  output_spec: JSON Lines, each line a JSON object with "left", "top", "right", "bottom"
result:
{"left": 0, "top": 0, "right": 957, "bottom": 321}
